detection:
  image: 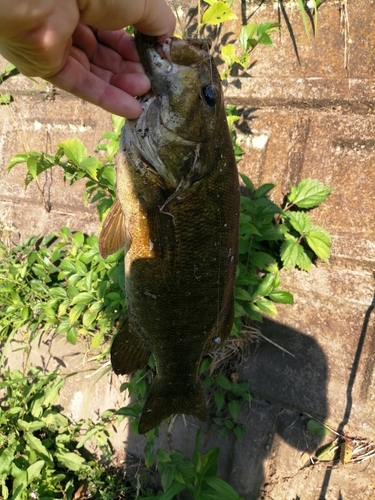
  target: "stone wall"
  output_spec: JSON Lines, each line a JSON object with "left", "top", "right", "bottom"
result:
{"left": 1, "top": 1, "right": 374, "bottom": 498}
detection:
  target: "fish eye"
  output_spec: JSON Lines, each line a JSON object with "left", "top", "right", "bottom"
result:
{"left": 201, "top": 85, "right": 217, "bottom": 107}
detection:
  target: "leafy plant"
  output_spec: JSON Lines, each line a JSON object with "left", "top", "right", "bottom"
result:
{"left": 140, "top": 429, "right": 240, "bottom": 500}
{"left": 0, "top": 228, "right": 125, "bottom": 351}
{"left": 233, "top": 174, "right": 331, "bottom": 328}
{"left": 0, "top": 367, "right": 117, "bottom": 500}
{"left": 8, "top": 114, "right": 123, "bottom": 221}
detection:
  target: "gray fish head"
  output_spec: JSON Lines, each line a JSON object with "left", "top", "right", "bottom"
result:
{"left": 123, "top": 33, "right": 225, "bottom": 190}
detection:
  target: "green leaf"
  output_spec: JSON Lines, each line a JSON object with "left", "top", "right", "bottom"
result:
{"left": 79, "top": 157, "right": 100, "bottom": 180}
{"left": 112, "top": 114, "right": 125, "bottom": 136}
{"left": 287, "top": 179, "right": 332, "bottom": 209}
{"left": 7, "top": 153, "right": 28, "bottom": 170}
{"left": 161, "top": 465, "right": 175, "bottom": 491}
{"left": 72, "top": 231, "right": 84, "bottom": 248}
{"left": 58, "top": 138, "right": 87, "bottom": 165}
{"left": 66, "top": 326, "right": 78, "bottom": 344}
{"left": 286, "top": 211, "right": 312, "bottom": 235}
{"left": 239, "top": 173, "right": 254, "bottom": 191}
{"left": 55, "top": 451, "right": 86, "bottom": 471}
{"left": 305, "top": 227, "right": 331, "bottom": 262}
{"left": 0, "top": 437, "right": 17, "bottom": 475}
{"left": 249, "top": 252, "right": 278, "bottom": 273}
{"left": 239, "top": 24, "right": 258, "bottom": 51}
{"left": 70, "top": 291, "right": 94, "bottom": 306}
{"left": 49, "top": 287, "right": 67, "bottom": 299}
{"left": 216, "top": 374, "right": 232, "bottom": 391}
{"left": 221, "top": 44, "right": 236, "bottom": 67}
{"left": 27, "top": 460, "right": 45, "bottom": 484}
{"left": 23, "top": 433, "right": 54, "bottom": 468}
{"left": 0, "top": 92, "right": 11, "bottom": 104}
{"left": 156, "top": 448, "right": 172, "bottom": 463}
{"left": 91, "top": 332, "right": 104, "bottom": 348}
{"left": 234, "top": 288, "right": 252, "bottom": 301}
{"left": 255, "top": 298, "right": 278, "bottom": 316}
{"left": 203, "top": 477, "right": 240, "bottom": 499}
{"left": 256, "top": 273, "right": 275, "bottom": 298}
{"left": 315, "top": 441, "right": 338, "bottom": 462}
{"left": 307, "top": 419, "right": 331, "bottom": 437}
{"left": 202, "top": 2, "right": 237, "bottom": 25}
{"left": 158, "top": 482, "right": 185, "bottom": 500}
{"left": 296, "top": 247, "right": 313, "bottom": 272}
{"left": 69, "top": 303, "right": 85, "bottom": 324}
{"left": 228, "top": 400, "right": 242, "bottom": 420}
{"left": 254, "top": 183, "right": 276, "bottom": 199}
{"left": 215, "top": 389, "right": 225, "bottom": 411}
{"left": 280, "top": 240, "right": 302, "bottom": 269}
{"left": 268, "top": 290, "right": 294, "bottom": 304}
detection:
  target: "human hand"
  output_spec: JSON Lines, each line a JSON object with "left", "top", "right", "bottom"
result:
{"left": 0, "top": 0, "right": 176, "bottom": 118}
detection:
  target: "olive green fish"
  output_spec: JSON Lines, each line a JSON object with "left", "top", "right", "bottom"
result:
{"left": 99, "top": 33, "right": 240, "bottom": 434}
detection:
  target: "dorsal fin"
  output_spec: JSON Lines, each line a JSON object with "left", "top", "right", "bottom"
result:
{"left": 99, "top": 199, "right": 130, "bottom": 258}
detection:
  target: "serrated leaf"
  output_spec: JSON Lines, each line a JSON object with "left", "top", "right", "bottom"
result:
{"left": 249, "top": 251, "right": 278, "bottom": 272}
{"left": 306, "top": 228, "right": 331, "bottom": 262}
{"left": 296, "top": 248, "right": 313, "bottom": 272}
{"left": 280, "top": 240, "right": 302, "bottom": 269}
{"left": 286, "top": 211, "right": 312, "bottom": 235}
{"left": 202, "top": 2, "right": 237, "bottom": 25}
{"left": 288, "top": 179, "right": 332, "bottom": 209}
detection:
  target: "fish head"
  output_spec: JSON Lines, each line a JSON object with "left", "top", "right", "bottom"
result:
{"left": 124, "top": 33, "right": 225, "bottom": 191}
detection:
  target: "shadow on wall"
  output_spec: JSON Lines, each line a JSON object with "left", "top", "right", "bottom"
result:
{"left": 229, "top": 318, "right": 329, "bottom": 499}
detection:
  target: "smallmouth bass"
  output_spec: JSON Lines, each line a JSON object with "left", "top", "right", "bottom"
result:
{"left": 99, "top": 33, "right": 240, "bottom": 434}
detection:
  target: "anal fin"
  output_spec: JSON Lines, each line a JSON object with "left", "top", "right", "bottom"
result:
{"left": 111, "top": 317, "right": 150, "bottom": 375}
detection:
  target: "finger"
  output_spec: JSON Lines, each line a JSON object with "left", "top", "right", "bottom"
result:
{"left": 89, "top": 60, "right": 149, "bottom": 83}
{"left": 46, "top": 55, "right": 144, "bottom": 119}
{"left": 94, "top": 30, "right": 141, "bottom": 63}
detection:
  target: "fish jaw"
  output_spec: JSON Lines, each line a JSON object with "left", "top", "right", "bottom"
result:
{"left": 123, "top": 34, "right": 225, "bottom": 192}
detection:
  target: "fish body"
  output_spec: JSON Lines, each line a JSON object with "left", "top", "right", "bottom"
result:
{"left": 99, "top": 33, "right": 240, "bottom": 434}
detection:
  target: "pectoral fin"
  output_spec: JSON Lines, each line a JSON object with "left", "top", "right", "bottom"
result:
{"left": 111, "top": 318, "right": 151, "bottom": 375}
{"left": 99, "top": 199, "right": 131, "bottom": 258}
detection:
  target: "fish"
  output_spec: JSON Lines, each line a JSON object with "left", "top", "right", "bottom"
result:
{"left": 99, "top": 32, "right": 240, "bottom": 434}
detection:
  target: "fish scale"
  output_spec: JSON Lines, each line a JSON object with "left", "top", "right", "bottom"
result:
{"left": 99, "top": 33, "right": 239, "bottom": 434}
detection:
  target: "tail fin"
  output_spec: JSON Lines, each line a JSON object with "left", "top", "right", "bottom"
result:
{"left": 138, "top": 376, "right": 207, "bottom": 434}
